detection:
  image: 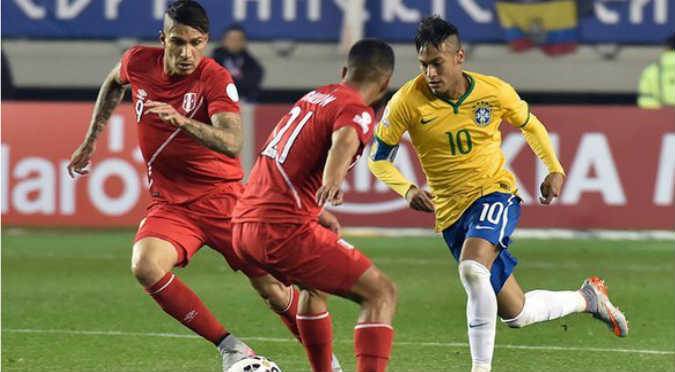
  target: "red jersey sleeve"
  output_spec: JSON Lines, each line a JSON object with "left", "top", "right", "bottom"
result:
{"left": 333, "top": 104, "right": 376, "bottom": 144}
{"left": 119, "top": 46, "right": 143, "bottom": 84}
{"left": 204, "top": 64, "right": 240, "bottom": 116}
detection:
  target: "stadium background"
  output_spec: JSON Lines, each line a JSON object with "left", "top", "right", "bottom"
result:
{"left": 2, "top": 1, "right": 674, "bottom": 372}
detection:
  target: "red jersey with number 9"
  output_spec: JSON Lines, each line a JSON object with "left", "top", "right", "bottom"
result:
{"left": 120, "top": 46, "right": 243, "bottom": 204}
{"left": 233, "top": 84, "right": 375, "bottom": 224}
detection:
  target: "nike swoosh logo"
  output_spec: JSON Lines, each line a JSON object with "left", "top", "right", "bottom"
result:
{"left": 469, "top": 322, "right": 488, "bottom": 328}
{"left": 420, "top": 117, "right": 435, "bottom": 124}
{"left": 475, "top": 226, "right": 495, "bottom": 230}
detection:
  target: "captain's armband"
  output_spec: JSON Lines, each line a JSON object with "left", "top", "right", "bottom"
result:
{"left": 370, "top": 136, "right": 399, "bottom": 162}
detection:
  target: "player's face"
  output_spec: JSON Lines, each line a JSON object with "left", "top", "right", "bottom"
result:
{"left": 418, "top": 38, "right": 464, "bottom": 96}
{"left": 223, "top": 30, "right": 246, "bottom": 53}
{"left": 160, "top": 19, "right": 209, "bottom": 76}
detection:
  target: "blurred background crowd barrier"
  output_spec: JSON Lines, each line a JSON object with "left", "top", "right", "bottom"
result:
{"left": 2, "top": 0, "right": 673, "bottom": 230}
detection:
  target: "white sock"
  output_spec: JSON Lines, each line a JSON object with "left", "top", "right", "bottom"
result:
{"left": 458, "top": 260, "right": 497, "bottom": 372}
{"left": 502, "top": 290, "right": 587, "bottom": 328}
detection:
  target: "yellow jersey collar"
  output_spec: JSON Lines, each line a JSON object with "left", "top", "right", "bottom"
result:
{"left": 434, "top": 72, "right": 475, "bottom": 114}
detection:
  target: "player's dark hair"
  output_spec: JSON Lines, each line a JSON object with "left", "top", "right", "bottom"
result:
{"left": 166, "top": 0, "right": 209, "bottom": 34}
{"left": 415, "top": 15, "right": 460, "bottom": 52}
{"left": 347, "top": 39, "right": 395, "bottom": 82}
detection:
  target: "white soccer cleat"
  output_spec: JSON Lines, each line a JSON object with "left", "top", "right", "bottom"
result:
{"left": 218, "top": 334, "right": 256, "bottom": 372}
{"left": 331, "top": 353, "right": 343, "bottom": 372}
{"left": 580, "top": 276, "right": 629, "bottom": 337}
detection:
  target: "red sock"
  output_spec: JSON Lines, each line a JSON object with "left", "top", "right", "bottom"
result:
{"left": 146, "top": 272, "right": 228, "bottom": 345}
{"left": 297, "top": 311, "right": 333, "bottom": 372}
{"left": 354, "top": 323, "right": 394, "bottom": 372}
{"left": 276, "top": 287, "right": 301, "bottom": 342}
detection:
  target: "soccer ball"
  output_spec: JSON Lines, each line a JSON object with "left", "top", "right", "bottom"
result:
{"left": 227, "top": 356, "right": 282, "bottom": 372}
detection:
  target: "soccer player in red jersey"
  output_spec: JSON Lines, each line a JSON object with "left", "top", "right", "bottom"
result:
{"left": 66, "top": 1, "right": 310, "bottom": 370}
{"left": 232, "top": 39, "right": 398, "bottom": 372}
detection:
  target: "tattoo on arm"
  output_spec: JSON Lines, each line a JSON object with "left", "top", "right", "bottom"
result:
{"left": 83, "top": 63, "right": 127, "bottom": 146}
{"left": 180, "top": 112, "right": 243, "bottom": 158}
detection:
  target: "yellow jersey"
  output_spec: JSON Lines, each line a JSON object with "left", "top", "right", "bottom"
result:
{"left": 369, "top": 71, "right": 564, "bottom": 231}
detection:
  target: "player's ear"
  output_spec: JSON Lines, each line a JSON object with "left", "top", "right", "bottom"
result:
{"left": 456, "top": 48, "right": 465, "bottom": 65}
{"left": 159, "top": 30, "right": 166, "bottom": 47}
{"left": 341, "top": 66, "right": 348, "bottom": 79}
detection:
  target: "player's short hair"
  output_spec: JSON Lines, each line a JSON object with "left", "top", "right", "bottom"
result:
{"left": 415, "top": 15, "right": 460, "bottom": 53}
{"left": 347, "top": 39, "right": 395, "bottom": 82}
{"left": 166, "top": 0, "right": 209, "bottom": 34}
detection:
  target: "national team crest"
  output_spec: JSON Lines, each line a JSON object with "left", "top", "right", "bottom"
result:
{"left": 182, "top": 92, "right": 198, "bottom": 112}
{"left": 473, "top": 101, "right": 492, "bottom": 127}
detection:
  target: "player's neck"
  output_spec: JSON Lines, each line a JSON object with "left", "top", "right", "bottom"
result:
{"left": 341, "top": 80, "right": 378, "bottom": 106}
{"left": 440, "top": 73, "right": 470, "bottom": 101}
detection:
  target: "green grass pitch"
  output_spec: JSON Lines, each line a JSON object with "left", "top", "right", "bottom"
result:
{"left": 2, "top": 229, "right": 673, "bottom": 371}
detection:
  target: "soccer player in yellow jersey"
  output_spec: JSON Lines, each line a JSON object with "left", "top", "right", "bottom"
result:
{"left": 369, "top": 16, "right": 629, "bottom": 372}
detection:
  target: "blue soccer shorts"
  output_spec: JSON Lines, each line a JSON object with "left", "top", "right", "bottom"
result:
{"left": 442, "top": 192, "right": 521, "bottom": 293}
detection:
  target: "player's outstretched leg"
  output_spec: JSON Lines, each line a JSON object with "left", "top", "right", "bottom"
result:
{"left": 348, "top": 265, "right": 398, "bottom": 372}
{"left": 497, "top": 275, "right": 629, "bottom": 337}
{"left": 131, "top": 238, "right": 254, "bottom": 371}
{"left": 249, "top": 277, "right": 343, "bottom": 372}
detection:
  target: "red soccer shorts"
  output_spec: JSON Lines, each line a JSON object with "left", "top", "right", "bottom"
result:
{"left": 232, "top": 220, "right": 372, "bottom": 295}
{"left": 134, "top": 182, "right": 266, "bottom": 278}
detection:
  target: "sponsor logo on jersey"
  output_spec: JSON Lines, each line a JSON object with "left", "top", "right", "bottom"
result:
{"left": 473, "top": 101, "right": 492, "bottom": 127}
{"left": 182, "top": 92, "right": 198, "bottom": 112}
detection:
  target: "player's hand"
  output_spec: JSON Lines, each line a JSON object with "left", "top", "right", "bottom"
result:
{"left": 539, "top": 172, "right": 564, "bottom": 205}
{"left": 144, "top": 100, "right": 188, "bottom": 127}
{"left": 67, "top": 142, "right": 96, "bottom": 178}
{"left": 316, "top": 183, "right": 344, "bottom": 207}
{"left": 405, "top": 186, "right": 435, "bottom": 213}
{"left": 318, "top": 210, "right": 341, "bottom": 236}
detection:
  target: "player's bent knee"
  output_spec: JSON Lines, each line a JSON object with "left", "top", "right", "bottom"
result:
{"left": 130, "top": 239, "right": 176, "bottom": 286}
{"left": 501, "top": 300, "right": 532, "bottom": 328}
{"left": 130, "top": 254, "right": 166, "bottom": 286}
{"left": 458, "top": 260, "right": 491, "bottom": 285}
{"left": 369, "top": 272, "right": 398, "bottom": 309}
{"left": 381, "top": 277, "right": 398, "bottom": 304}
{"left": 249, "top": 275, "right": 289, "bottom": 310}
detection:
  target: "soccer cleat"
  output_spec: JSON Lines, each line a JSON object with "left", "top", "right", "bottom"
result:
{"left": 580, "top": 276, "right": 629, "bottom": 337}
{"left": 218, "top": 334, "right": 256, "bottom": 372}
{"left": 331, "top": 353, "right": 343, "bottom": 372}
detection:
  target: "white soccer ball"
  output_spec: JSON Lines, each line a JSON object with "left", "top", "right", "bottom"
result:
{"left": 227, "top": 356, "right": 282, "bottom": 372}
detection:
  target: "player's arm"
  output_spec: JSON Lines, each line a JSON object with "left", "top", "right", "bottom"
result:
{"left": 67, "top": 62, "right": 127, "bottom": 177}
{"left": 502, "top": 82, "right": 565, "bottom": 204}
{"left": 145, "top": 102, "right": 243, "bottom": 158}
{"left": 367, "top": 98, "right": 434, "bottom": 212}
{"left": 316, "top": 126, "right": 361, "bottom": 207}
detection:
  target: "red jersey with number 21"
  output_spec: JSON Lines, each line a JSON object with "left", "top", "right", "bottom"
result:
{"left": 233, "top": 84, "right": 375, "bottom": 223}
{"left": 120, "top": 46, "right": 243, "bottom": 204}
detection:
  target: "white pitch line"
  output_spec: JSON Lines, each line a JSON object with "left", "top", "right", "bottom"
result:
{"left": 3, "top": 328, "right": 673, "bottom": 356}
